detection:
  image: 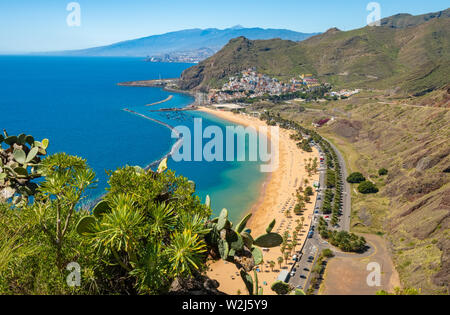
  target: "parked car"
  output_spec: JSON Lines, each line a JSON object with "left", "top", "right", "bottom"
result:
{"left": 300, "top": 275, "right": 307, "bottom": 279}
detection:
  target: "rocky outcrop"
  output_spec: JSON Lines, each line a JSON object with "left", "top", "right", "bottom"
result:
{"left": 168, "top": 273, "right": 226, "bottom": 295}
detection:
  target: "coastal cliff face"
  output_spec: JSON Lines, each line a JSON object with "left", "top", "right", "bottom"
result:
{"left": 180, "top": 8, "right": 450, "bottom": 97}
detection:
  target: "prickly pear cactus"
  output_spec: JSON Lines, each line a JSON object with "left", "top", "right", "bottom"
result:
{"left": 253, "top": 233, "right": 283, "bottom": 248}
{"left": 266, "top": 219, "right": 276, "bottom": 234}
{"left": 204, "top": 196, "right": 283, "bottom": 295}
{"left": 0, "top": 130, "right": 49, "bottom": 205}
{"left": 251, "top": 247, "right": 263, "bottom": 265}
{"left": 240, "top": 270, "right": 254, "bottom": 295}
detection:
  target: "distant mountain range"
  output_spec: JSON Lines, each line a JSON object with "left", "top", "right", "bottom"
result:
{"left": 180, "top": 8, "right": 450, "bottom": 96}
{"left": 50, "top": 26, "right": 319, "bottom": 60}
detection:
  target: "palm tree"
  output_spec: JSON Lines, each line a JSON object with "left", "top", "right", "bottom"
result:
{"left": 285, "top": 209, "right": 291, "bottom": 218}
{"left": 296, "top": 200, "right": 306, "bottom": 213}
{"left": 277, "top": 257, "right": 283, "bottom": 269}
{"left": 281, "top": 244, "right": 287, "bottom": 256}
{"left": 283, "top": 231, "right": 290, "bottom": 242}
{"left": 292, "top": 239, "right": 298, "bottom": 252}
{"left": 284, "top": 252, "right": 290, "bottom": 265}
{"left": 287, "top": 244, "right": 294, "bottom": 254}
{"left": 269, "top": 261, "right": 276, "bottom": 272}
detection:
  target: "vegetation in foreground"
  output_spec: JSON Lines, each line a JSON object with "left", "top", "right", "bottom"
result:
{"left": 0, "top": 131, "right": 284, "bottom": 295}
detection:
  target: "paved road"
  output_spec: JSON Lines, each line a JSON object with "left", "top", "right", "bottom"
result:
{"left": 326, "top": 140, "right": 352, "bottom": 232}
{"left": 287, "top": 139, "right": 365, "bottom": 293}
{"left": 288, "top": 231, "right": 324, "bottom": 290}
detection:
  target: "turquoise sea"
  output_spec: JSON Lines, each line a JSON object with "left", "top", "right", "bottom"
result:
{"left": 0, "top": 56, "right": 266, "bottom": 222}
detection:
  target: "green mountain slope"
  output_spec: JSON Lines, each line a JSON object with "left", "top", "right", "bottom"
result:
{"left": 180, "top": 9, "right": 450, "bottom": 96}
{"left": 379, "top": 8, "right": 450, "bottom": 28}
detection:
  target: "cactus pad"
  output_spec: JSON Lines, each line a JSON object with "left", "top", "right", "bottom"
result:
{"left": 235, "top": 213, "right": 252, "bottom": 233}
{"left": 240, "top": 270, "right": 254, "bottom": 295}
{"left": 76, "top": 216, "right": 96, "bottom": 235}
{"left": 253, "top": 233, "right": 283, "bottom": 248}
{"left": 92, "top": 200, "right": 111, "bottom": 218}
{"left": 216, "top": 208, "right": 230, "bottom": 230}
{"left": 266, "top": 219, "right": 276, "bottom": 234}
{"left": 251, "top": 246, "right": 263, "bottom": 265}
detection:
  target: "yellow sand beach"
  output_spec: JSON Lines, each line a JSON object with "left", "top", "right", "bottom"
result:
{"left": 197, "top": 106, "right": 320, "bottom": 295}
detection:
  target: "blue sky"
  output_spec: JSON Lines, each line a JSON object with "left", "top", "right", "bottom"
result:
{"left": 0, "top": 0, "right": 448, "bottom": 52}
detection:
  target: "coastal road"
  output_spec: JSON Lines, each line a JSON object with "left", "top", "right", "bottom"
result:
{"left": 287, "top": 139, "right": 354, "bottom": 292}
{"left": 326, "top": 140, "right": 351, "bottom": 232}
{"left": 288, "top": 232, "right": 325, "bottom": 290}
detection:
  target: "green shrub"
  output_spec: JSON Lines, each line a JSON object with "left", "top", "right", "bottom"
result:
{"left": 322, "top": 248, "right": 334, "bottom": 258}
{"left": 347, "top": 172, "right": 366, "bottom": 183}
{"left": 358, "top": 181, "right": 379, "bottom": 194}
{"left": 271, "top": 281, "right": 291, "bottom": 295}
{"left": 378, "top": 168, "right": 388, "bottom": 176}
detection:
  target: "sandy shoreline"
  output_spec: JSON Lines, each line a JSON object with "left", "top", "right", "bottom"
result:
{"left": 197, "top": 106, "right": 320, "bottom": 295}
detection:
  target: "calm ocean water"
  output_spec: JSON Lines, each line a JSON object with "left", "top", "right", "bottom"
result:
{"left": 0, "top": 56, "right": 265, "bottom": 222}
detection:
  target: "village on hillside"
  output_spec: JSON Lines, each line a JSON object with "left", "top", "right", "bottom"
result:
{"left": 207, "top": 68, "right": 360, "bottom": 104}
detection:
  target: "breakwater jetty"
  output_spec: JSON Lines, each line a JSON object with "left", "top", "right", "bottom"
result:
{"left": 145, "top": 95, "right": 173, "bottom": 107}
{"left": 122, "top": 108, "right": 183, "bottom": 170}
{"left": 147, "top": 106, "right": 198, "bottom": 112}
{"left": 118, "top": 79, "right": 179, "bottom": 88}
